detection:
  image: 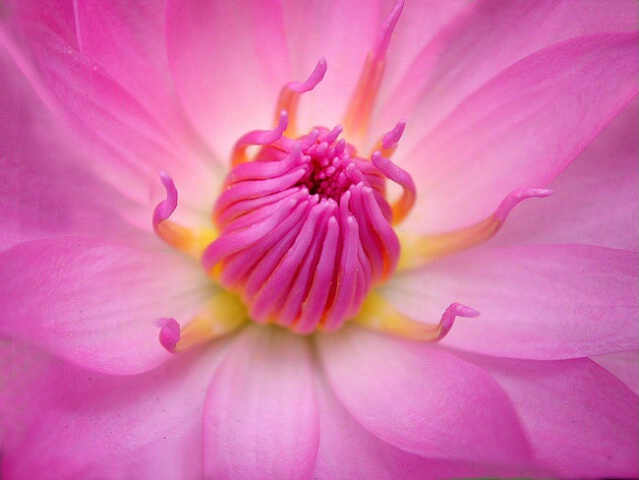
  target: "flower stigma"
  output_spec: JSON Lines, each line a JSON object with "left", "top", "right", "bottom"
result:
{"left": 152, "top": 0, "right": 550, "bottom": 352}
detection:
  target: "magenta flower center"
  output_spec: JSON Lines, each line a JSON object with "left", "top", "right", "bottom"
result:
{"left": 152, "top": 3, "right": 430, "bottom": 341}
{"left": 202, "top": 116, "right": 408, "bottom": 334}
{"left": 298, "top": 133, "right": 360, "bottom": 201}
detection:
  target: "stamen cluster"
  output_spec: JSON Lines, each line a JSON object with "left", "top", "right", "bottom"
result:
{"left": 202, "top": 125, "right": 400, "bottom": 334}
{"left": 298, "top": 129, "right": 358, "bottom": 201}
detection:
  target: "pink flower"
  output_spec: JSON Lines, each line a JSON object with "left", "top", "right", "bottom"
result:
{"left": 1, "top": 0, "right": 637, "bottom": 478}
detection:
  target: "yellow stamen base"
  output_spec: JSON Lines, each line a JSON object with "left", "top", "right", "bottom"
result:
{"left": 353, "top": 292, "right": 463, "bottom": 342}
{"left": 172, "top": 290, "right": 248, "bottom": 352}
{"left": 156, "top": 220, "right": 217, "bottom": 260}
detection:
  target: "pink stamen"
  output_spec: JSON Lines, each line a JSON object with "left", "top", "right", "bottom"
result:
{"left": 203, "top": 190, "right": 307, "bottom": 272}
{"left": 372, "top": 0, "right": 405, "bottom": 61}
{"left": 397, "top": 187, "right": 553, "bottom": 270}
{"left": 285, "top": 57, "right": 327, "bottom": 94}
{"left": 242, "top": 200, "right": 315, "bottom": 300}
{"left": 223, "top": 144, "right": 302, "bottom": 184}
{"left": 157, "top": 317, "right": 181, "bottom": 353}
{"left": 493, "top": 187, "right": 553, "bottom": 223}
{"left": 215, "top": 148, "right": 305, "bottom": 218}
{"left": 219, "top": 199, "right": 308, "bottom": 288}
{"left": 250, "top": 201, "right": 330, "bottom": 324}
{"left": 299, "top": 129, "right": 321, "bottom": 150}
{"left": 349, "top": 188, "right": 386, "bottom": 280}
{"left": 382, "top": 120, "right": 406, "bottom": 150}
{"left": 372, "top": 151, "right": 416, "bottom": 224}
{"left": 153, "top": 172, "right": 215, "bottom": 258}
{"left": 320, "top": 192, "right": 359, "bottom": 331}
{"left": 277, "top": 203, "right": 335, "bottom": 328}
{"left": 275, "top": 57, "right": 327, "bottom": 137}
{"left": 323, "top": 125, "right": 343, "bottom": 145}
{"left": 354, "top": 294, "right": 478, "bottom": 342}
{"left": 359, "top": 185, "right": 401, "bottom": 278}
{"left": 294, "top": 216, "right": 340, "bottom": 334}
{"left": 215, "top": 188, "right": 299, "bottom": 227}
{"left": 343, "top": 1, "right": 404, "bottom": 140}
{"left": 232, "top": 111, "right": 289, "bottom": 166}
{"left": 156, "top": 294, "right": 247, "bottom": 353}
{"left": 153, "top": 172, "right": 178, "bottom": 233}
{"left": 379, "top": 119, "right": 407, "bottom": 159}
{"left": 436, "top": 303, "right": 479, "bottom": 342}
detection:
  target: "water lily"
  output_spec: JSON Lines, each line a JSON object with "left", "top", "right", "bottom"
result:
{"left": 1, "top": 0, "right": 637, "bottom": 478}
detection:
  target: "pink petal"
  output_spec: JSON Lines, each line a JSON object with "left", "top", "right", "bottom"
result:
{"left": 2, "top": 0, "right": 78, "bottom": 47}
{"left": 166, "top": 0, "right": 291, "bottom": 159}
{"left": 318, "top": 326, "right": 532, "bottom": 466}
{"left": 0, "top": 337, "right": 228, "bottom": 479}
{"left": 495, "top": 97, "right": 638, "bottom": 250}
{"left": 0, "top": 44, "right": 149, "bottom": 250}
{"left": 469, "top": 354, "right": 639, "bottom": 477}
{"left": 203, "top": 325, "right": 319, "bottom": 480}
{"left": 377, "top": 0, "right": 638, "bottom": 149}
{"left": 0, "top": 235, "right": 210, "bottom": 374}
{"left": 592, "top": 350, "right": 639, "bottom": 395}
{"left": 1, "top": 27, "right": 163, "bottom": 188}
{"left": 70, "top": 2, "right": 197, "bottom": 142}
{"left": 399, "top": 33, "right": 638, "bottom": 233}
{"left": 0, "top": 338, "right": 51, "bottom": 451}
{"left": 313, "top": 365, "right": 545, "bottom": 479}
{"left": 6, "top": 1, "right": 184, "bottom": 134}
{"left": 384, "top": 244, "right": 638, "bottom": 359}
{"left": 1, "top": 25, "right": 217, "bottom": 211}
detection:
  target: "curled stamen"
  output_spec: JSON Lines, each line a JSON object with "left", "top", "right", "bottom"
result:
{"left": 250, "top": 200, "right": 330, "bottom": 324}
{"left": 275, "top": 57, "right": 327, "bottom": 137}
{"left": 493, "top": 187, "right": 553, "bottom": 223}
{"left": 158, "top": 317, "right": 181, "bottom": 353}
{"left": 372, "top": 0, "right": 405, "bottom": 61}
{"left": 232, "top": 111, "right": 289, "bottom": 166}
{"left": 372, "top": 151, "right": 416, "bottom": 224}
{"left": 157, "top": 291, "right": 248, "bottom": 353}
{"left": 372, "top": 119, "right": 406, "bottom": 159}
{"left": 343, "top": 1, "right": 404, "bottom": 141}
{"left": 153, "top": 172, "right": 216, "bottom": 258}
{"left": 382, "top": 119, "right": 406, "bottom": 150}
{"left": 398, "top": 187, "right": 553, "bottom": 270}
{"left": 213, "top": 152, "right": 305, "bottom": 226}
{"left": 203, "top": 190, "right": 309, "bottom": 274}
{"left": 354, "top": 292, "right": 478, "bottom": 342}
{"left": 275, "top": 203, "right": 335, "bottom": 328}
{"left": 342, "top": 53, "right": 385, "bottom": 141}
{"left": 293, "top": 215, "right": 340, "bottom": 333}
{"left": 153, "top": 171, "right": 178, "bottom": 230}
{"left": 284, "top": 57, "right": 327, "bottom": 94}
{"left": 320, "top": 194, "right": 360, "bottom": 332}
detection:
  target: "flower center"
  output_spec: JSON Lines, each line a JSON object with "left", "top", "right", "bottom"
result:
{"left": 203, "top": 115, "right": 408, "bottom": 333}
{"left": 152, "top": 0, "right": 492, "bottom": 352}
{"left": 299, "top": 133, "right": 356, "bottom": 201}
